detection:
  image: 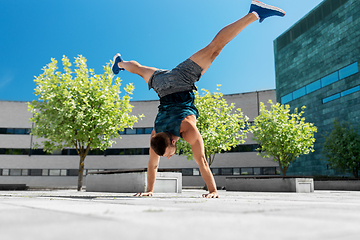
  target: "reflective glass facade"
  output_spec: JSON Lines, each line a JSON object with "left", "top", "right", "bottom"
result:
{"left": 274, "top": 0, "right": 360, "bottom": 177}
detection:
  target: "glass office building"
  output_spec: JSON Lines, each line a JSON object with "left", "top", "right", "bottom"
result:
{"left": 274, "top": 0, "right": 360, "bottom": 176}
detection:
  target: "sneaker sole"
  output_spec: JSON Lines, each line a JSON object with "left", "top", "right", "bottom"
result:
{"left": 252, "top": 0, "right": 286, "bottom": 15}
{"left": 111, "top": 53, "right": 121, "bottom": 70}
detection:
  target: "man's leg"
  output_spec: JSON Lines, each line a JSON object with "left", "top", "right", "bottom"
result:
{"left": 112, "top": 54, "right": 158, "bottom": 84}
{"left": 119, "top": 60, "right": 158, "bottom": 84}
{"left": 190, "top": 0, "right": 285, "bottom": 75}
{"left": 190, "top": 13, "right": 257, "bottom": 75}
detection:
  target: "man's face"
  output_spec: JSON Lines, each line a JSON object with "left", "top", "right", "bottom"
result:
{"left": 163, "top": 144, "right": 177, "bottom": 159}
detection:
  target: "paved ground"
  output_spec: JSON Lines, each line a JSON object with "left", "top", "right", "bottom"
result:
{"left": 0, "top": 189, "right": 359, "bottom": 240}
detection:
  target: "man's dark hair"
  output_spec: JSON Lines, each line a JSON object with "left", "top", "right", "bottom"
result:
{"left": 150, "top": 132, "right": 171, "bottom": 156}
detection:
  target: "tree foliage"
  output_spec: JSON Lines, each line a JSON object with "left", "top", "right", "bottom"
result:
{"left": 251, "top": 100, "right": 317, "bottom": 176}
{"left": 176, "top": 87, "right": 248, "bottom": 167}
{"left": 28, "top": 55, "right": 141, "bottom": 190}
{"left": 322, "top": 119, "right": 360, "bottom": 178}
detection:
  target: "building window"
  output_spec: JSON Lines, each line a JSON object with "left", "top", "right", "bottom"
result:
{"left": 306, "top": 80, "right": 321, "bottom": 94}
{"left": 49, "top": 170, "right": 61, "bottom": 176}
{"left": 6, "top": 128, "right": 14, "bottom": 134}
{"left": 136, "top": 128, "right": 144, "bottom": 134}
{"left": 211, "top": 168, "right": 219, "bottom": 175}
{"left": 280, "top": 62, "right": 359, "bottom": 104}
{"left": 281, "top": 93, "right": 293, "bottom": 104}
{"left": 30, "top": 149, "right": 48, "bottom": 155}
{"left": 9, "top": 169, "right": 22, "bottom": 176}
{"left": 182, "top": 169, "right": 193, "bottom": 176}
{"left": 1, "top": 127, "right": 153, "bottom": 135}
{"left": 29, "top": 169, "right": 42, "bottom": 176}
{"left": 341, "top": 86, "right": 360, "bottom": 97}
{"left": 87, "top": 149, "right": 104, "bottom": 155}
{"left": 221, "top": 168, "right": 233, "bottom": 175}
{"left": 241, "top": 168, "right": 254, "bottom": 175}
{"left": 293, "top": 87, "right": 306, "bottom": 100}
{"left": 144, "top": 128, "right": 153, "bottom": 134}
{"left": 263, "top": 167, "right": 276, "bottom": 175}
{"left": 322, "top": 84, "right": 360, "bottom": 104}
{"left": 339, "top": 62, "right": 359, "bottom": 80}
{"left": 125, "top": 128, "right": 136, "bottom": 135}
{"left": 233, "top": 168, "right": 240, "bottom": 175}
{"left": 193, "top": 169, "right": 200, "bottom": 176}
{"left": 125, "top": 148, "right": 143, "bottom": 155}
{"left": 254, "top": 168, "right": 261, "bottom": 175}
{"left": 22, "top": 169, "right": 29, "bottom": 176}
{"left": 69, "top": 149, "right": 78, "bottom": 155}
{"left": 67, "top": 169, "right": 78, "bottom": 176}
{"left": 14, "top": 128, "right": 26, "bottom": 134}
{"left": 105, "top": 149, "right": 124, "bottom": 155}
{"left": 1, "top": 147, "right": 151, "bottom": 156}
{"left": 321, "top": 72, "right": 339, "bottom": 87}
{"left": 0, "top": 128, "right": 31, "bottom": 135}
{"left": 11, "top": 149, "right": 25, "bottom": 155}
{"left": 0, "top": 149, "right": 30, "bottom": 155}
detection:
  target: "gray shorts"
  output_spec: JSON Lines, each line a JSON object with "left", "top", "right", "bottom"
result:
{"left": 148, "top": 59, "right": 203, "bottom": 98}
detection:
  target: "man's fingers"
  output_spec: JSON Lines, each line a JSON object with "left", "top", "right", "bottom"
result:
{"left": 134, "top": 192, "right": 153, "bottom": 197}
{"left": 202, "top": 193, "right": 219, "bottom": 198}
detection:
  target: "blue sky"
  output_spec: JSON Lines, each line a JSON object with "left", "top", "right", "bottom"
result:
{"left": 0, "top": 0, "right": 323, "bottom": 102}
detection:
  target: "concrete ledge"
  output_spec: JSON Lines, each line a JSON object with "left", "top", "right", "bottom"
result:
{"left": 86, "top": 169, "right": 182, "bottom": 193}
{"left": 315, "top": 179, "right": 360, "bottom": 191}
{"left": 226, "top": 176, "right": 314, "bottom": 193}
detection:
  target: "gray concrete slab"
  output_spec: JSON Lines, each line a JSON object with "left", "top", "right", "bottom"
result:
{"left": 0, "top": 190, "right": 360, "bottom": 240}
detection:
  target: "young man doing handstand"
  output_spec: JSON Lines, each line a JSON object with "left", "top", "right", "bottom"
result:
{"left": 112, "top": 0, "right": 285, "bottom": 198}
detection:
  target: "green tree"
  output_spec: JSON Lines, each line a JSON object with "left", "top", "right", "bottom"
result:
{"left": 322, "top": 119, "right": 360, "bottom": 178}
{"left": 251, "top": 100, "right": 317, "bottom": 176}
{"left": 176, "top": 86, "right": 248, "bottom": 167}
{"left": 28, "top": 55, "right": 141, "bottom": 191}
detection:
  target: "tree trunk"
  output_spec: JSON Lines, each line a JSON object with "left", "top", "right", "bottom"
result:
{"left": 77, "top": 155, "right": 86, "bottom": 191}
{"left": 208, "top": 153, "right": 216, "bottom": 167}
{"left": 278, "top": 161, "right": 287, "bottom": 176}
{"left": 282, "top": 168, "right": 287, "bottom": 177}
{"left": 353, "top": 167, "right": 359, "bottom": 178}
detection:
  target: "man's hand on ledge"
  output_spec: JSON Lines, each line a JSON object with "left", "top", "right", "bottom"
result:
{"left": 202, "top": 192, "right": 219, "bottom": 198}
{"left": 134, "top": 192, "right": 153, "bottom": 197}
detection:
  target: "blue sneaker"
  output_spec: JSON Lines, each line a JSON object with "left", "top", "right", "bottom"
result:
{"left": 111, "top": 53, "right": 125, "bottom": 74}
{"left": 249, "top": 0, "right": 286, "bottom": 23}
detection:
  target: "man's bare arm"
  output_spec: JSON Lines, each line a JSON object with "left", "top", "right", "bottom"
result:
{"left": 181, "top": 120, "right": 219, "bottom": 198}
{"left": 134, "top": 130, "right": 160, "bottom": 197}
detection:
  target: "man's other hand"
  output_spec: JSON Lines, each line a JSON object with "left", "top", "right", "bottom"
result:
{"left": 202, "top": 192, "right": 219, "bottom": 198}
{"left": 134, "top": 192, "right": 153, "bottom": 197}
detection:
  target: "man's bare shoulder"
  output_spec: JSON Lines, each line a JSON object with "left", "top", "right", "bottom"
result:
{"left": 180, "top": 115, "right": 200, "bottom": 144}
{"left": 180, "top": 115, "right": 196, "bottom": 130}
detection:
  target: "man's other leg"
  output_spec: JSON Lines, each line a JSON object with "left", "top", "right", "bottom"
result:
{"left": 190, "top": 13, "right": 257, "bottom": 75}
{"left": 112, "top": 53, "right": 158, "bottom": 84}
{"left": 119, "top": 60, "right": 158, "bottom": 84}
